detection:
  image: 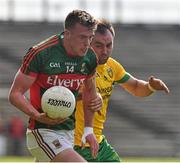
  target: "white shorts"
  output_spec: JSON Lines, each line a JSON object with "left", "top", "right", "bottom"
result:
{"left": 26, "top": 128, "right": 74, "bottom": 162}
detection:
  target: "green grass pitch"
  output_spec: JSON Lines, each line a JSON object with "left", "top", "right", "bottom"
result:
{"left": 0, "top": 156, "right": 180, "bottom": 162}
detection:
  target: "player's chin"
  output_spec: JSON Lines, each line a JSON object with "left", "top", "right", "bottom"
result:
{"left": 99, "top": 59, "right": 108, "bottom": 64}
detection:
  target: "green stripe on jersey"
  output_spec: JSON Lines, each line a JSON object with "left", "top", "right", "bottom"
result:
{"left": 115, "top": 72, "right": 130, "bottom": 84}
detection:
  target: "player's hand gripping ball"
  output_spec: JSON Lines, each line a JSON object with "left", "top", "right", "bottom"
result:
{"left": 41, "top": 86, "right": 76, "bottom": 119}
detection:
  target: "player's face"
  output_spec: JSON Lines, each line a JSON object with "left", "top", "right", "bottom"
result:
{"left": 68, "top": 23, "right": 95, "bottom": 56}
{"left": 91, "top": 30, "right": 113, "bottom": 64}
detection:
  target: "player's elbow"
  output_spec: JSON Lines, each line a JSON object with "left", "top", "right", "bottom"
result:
{"left": 8, "top": 89, "right": 17, "bottom": 105}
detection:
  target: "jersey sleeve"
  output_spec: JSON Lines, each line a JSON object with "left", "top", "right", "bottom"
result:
{"left": 109, "top": 58, "right": 130, "bottom": 84}
{"left": 20, "top": 47, "right": 42, "bottom": 77}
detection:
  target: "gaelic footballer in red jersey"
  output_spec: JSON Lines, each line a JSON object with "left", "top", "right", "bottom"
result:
{"left": 9, "top": 10, "right": 102, "bottom": 162}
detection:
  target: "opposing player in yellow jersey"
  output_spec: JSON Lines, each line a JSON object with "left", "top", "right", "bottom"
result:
{"left": 74, "top": 19, "right": 170, "bottom": 162}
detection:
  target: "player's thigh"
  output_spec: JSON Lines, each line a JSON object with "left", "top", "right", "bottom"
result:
{"left": 26, "top": 128, "right": 74, "bottom": 162}
{"left": 51, "top": 148, "right": 87, "bottom": 162}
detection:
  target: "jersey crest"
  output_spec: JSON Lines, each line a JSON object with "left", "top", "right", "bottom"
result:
{"left": 107, "top": 67, "right": 113, "bottom": 78}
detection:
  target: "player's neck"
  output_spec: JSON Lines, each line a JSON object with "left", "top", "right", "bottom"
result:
{"left": 62, "top": 38, "right": 76, "bottom": 57}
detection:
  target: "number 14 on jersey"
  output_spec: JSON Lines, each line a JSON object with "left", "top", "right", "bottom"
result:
{"left": 66, "top": 66, "right": 74, "bottom": 73}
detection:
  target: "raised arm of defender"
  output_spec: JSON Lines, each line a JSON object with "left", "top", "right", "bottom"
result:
{"left": 120, "top": 74, "right": 170, "bottom": 97}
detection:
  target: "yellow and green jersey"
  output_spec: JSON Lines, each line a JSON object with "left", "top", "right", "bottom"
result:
{"left": 74, "top": 57, "right": 130, "bottom": 146}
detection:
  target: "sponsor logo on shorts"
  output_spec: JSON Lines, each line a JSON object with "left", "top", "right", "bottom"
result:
{"left": 52, "top": 139, "right": 62, "bottom": 149}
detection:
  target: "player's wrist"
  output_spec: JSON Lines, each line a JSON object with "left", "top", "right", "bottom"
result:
{"left": 29, "top": 110, "right": 40, "bottom": 119}
{"left": 82, "top": 127, "right": 94, "bottom": 144}
{"left": 147, "top": 82, "right": 156, "bottom": 92}
{"left": 84, "top": 127, "right": 93, "bottom": 135}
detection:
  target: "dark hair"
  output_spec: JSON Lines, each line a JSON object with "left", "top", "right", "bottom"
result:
{"left": 96, "top": 19, "right": 115, "bottom": 37}
{"left": 64, "top": 10, "right": 97, "bottom": 30}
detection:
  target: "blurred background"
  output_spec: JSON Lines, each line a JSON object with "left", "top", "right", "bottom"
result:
{"left": 0, "top": 0, "right": 180, "bottom": 159}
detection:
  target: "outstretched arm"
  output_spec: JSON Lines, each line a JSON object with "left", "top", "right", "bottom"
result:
{"left": 120, "top": 74, "right": 170, "bottom": 97}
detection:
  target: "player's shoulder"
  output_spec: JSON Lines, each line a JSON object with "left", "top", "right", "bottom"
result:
{"left": 25, "top": 34, "right": 60, "bottom": 61}
{"left": 33, "top": 34, "right": 59, "bottom": 50}
{"left": 29, "top": 34, "right": 60, "bottom": 55}
{"left": 85, "top": 48, "right": 98, "bottom": 62}
{"left": 107, "top": 57, "right": 123, "bottom": 67}
{"left": 83, "top": 48, "right": 98, "bottom": 72}
{"left": 86, "top": 48, "right": 97, "bottom": 57}
{"left": 106, "top": 57, "right": 126, "bottom": 74}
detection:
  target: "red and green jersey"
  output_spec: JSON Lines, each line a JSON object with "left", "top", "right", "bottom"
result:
{"left": 20, "top": 33, "right": 97, "bottom": 130}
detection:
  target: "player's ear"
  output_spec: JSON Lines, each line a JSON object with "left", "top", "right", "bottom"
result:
{"left": 64, "top": 29, "right": 71, "bottom": 39}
